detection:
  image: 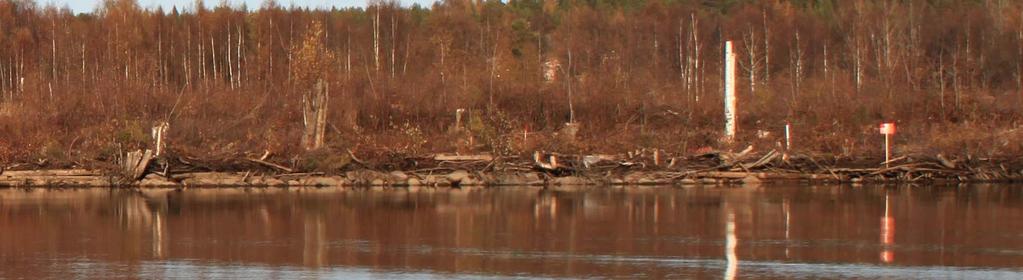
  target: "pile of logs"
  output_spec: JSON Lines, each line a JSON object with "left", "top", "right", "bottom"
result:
{"left": 528, "top": 146, "right": 1023, "bottom": 183}
{"left": 4, "top": 145, "right": 1019, "bottom": 187}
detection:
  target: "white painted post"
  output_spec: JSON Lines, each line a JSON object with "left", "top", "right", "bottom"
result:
{"left": 885, "top": 134, "right": 890, "bottom": 168}
{"left": 880, "top": 123, "right": 896, "bottom": 168}
{"left": 723, "top": 41, "right": 737, "bottom": 141}
{"left": 784, "top": 123, "right": 791, "bottom": 150}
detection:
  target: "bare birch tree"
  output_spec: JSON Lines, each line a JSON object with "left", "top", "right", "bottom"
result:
{"left": 741, "top": 24, "right": 762, "bottom": 94}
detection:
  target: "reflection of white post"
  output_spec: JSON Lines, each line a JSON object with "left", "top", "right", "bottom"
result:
{"left": 152, "top": 210, "right": 166, "bottom": 259}
{"left": 724, "top": 211, "right": 738, "bottom": 280}
{"left": 724, "top": 41, "right": 737, "bottom": 141}
{"left": 784, "top": 199, "right": 791, "bottom": 258}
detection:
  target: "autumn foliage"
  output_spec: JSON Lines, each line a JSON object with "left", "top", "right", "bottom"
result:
{"left": 0, "top": 0, "right": 1022, "bottom": 168}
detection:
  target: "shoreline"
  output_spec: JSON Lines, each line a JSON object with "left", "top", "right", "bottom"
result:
{"left": 0, "top": 168, "right": 1018, "bottom": 188}
{"left": 3, "top": 150, "right": 1021, "bottom": 187}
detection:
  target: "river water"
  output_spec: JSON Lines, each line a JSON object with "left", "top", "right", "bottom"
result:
{"left": 1, "top": 185, "right": 1021, "bottom": 279}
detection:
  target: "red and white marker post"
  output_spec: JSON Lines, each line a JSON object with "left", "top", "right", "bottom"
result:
{"left": 880, "top": 123, "right": 896, "bottom": 167}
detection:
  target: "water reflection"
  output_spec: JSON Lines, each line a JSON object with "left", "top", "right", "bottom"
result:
{"left": 303, "top": 208, "right": 326, "bottom": 267}
{"left": 784, "top": 198, "right": 791, "bottom": 258}
{"left": 0, "top": 185, "right": 1022, "bottom": 279}
{"left": 881, "top": 193, "right": 895, "bottom": 264}
{"left": 724, "top": 209, "right": 737, "bottom": 280}
{"left": 114, "top": 191, "right": 169, "bottom": 260}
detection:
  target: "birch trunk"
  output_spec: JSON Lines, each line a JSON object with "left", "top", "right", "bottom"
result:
{"left": 939, "top": 54, "right": 945, "bottom": 111}
{"left": 391, "top": 14, "right": 396, "bottom": 78}
{"left": 763, "top": 11, "right": 770, "bottom": 84}
{"left": 302, "top": 79, "right": 329, "bottom": 150}
{"left": 690, "top": 14, "right": 701, "bottom": 103}
{"left": 227, "top": 28, "right": 234, "bottom": 89}
{"left": 373, "top": 8, "right": 380, "bottom": 72}
{"left": 678, "top": 18, "right": 686, "bottom": 98}
{"left": 346, "top": 31, "right": 352, "bottom": 78}
{"left": 723, "top": 41, "right": 737, "bottom": 141}
{"left": 791, "top": 32, "right": 803, "bottom": 103}
{"left": 743, "top": 25, "right": 759, "bottom": 95}
{"left": 211, "top": 36, "right": 217, "bottom": 82}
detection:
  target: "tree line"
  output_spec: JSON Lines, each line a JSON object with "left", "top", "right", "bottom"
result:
{"left": 0, "top": 0, "right": 1021, "bottom": 164}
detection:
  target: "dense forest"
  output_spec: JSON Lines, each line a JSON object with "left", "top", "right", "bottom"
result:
{"left": 0, "top": 0, "right": 1022, "bottom": 168}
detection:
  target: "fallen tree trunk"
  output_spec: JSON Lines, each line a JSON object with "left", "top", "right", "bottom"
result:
{"left": 123, "top": 149, "right": 154, "bottom": 180}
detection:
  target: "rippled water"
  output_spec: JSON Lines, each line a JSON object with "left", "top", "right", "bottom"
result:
{"left": 1, "top": 185, "right": 1022, "bottom": 279}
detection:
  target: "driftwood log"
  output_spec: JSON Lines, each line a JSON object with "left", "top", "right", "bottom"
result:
{"left": 123, "top": 149, "right": 154, "bottom": 180}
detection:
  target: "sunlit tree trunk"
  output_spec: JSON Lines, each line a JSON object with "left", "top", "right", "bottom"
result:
{"left": 374, "top": 6, "right": 380, "bottom": 72}
{"left": 391, "top": 13, "right": 396, "bottom": 79}
{"left": 742, "top": 24, "right": 759, "bottom": 95}
{"left": 227, "top": 26, "right": 234, "bottom": 89}
{"left": 763, "top": 10, "right": 770, "bottom": 85}
{"left": 790, "top": 32, "right": 803, "bottom": 104}
{"left": 690, "top": 13, "right": 701, "bottom": 104}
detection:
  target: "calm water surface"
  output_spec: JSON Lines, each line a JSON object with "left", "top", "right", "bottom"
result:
{"left": 1, "top": 185, "right": 1022, "bottom": 279}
